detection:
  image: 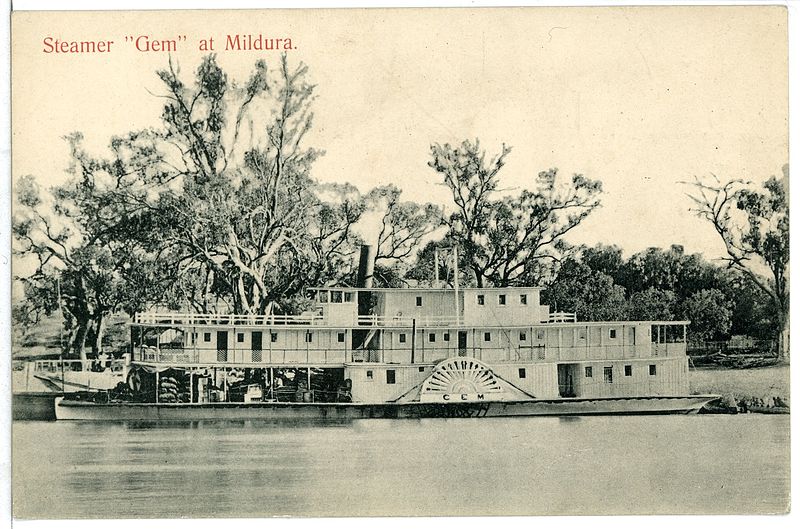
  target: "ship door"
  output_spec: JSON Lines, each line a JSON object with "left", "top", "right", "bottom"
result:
{"left": 458, "top": 331, "right": 468, "bottom": 356}
{"left": 251, "top": 331, "right": 263, "bottom": 362}
{"left": 217, "top": 331, "right": 228, "bottom": 362}
{"left": 557, "top": 364, "right": 577, "bottom": 397}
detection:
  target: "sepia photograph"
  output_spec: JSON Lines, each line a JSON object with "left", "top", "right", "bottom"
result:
{"left": 5, "top": 2, "right": 792, "bottom": 522}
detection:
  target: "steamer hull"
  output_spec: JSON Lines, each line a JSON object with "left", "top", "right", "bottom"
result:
{"left": 55, "top": 395, "right": 718, "bottom": 421}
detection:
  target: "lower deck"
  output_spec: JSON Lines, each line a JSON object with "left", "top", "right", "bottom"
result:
{"left": 121, "top": 353, "right": 690, "bottom": 406}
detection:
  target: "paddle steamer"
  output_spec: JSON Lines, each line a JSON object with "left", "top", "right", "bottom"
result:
{"left": 55, "top": 247, "right": 715, "bottom": 420}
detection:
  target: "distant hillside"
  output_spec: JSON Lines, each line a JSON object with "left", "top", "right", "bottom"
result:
{"left": 12, "top": 312, "right": 131, "bottom": 358}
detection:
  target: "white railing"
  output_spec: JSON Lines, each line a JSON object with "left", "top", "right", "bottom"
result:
{"left": 355, "top": 315, "right": 462, "bottom": 327}
{"left": 136, "top": 311, "right": 582, "bottom": 327}
{"left": 134, "top": 312, "right": 463, "bottom": 328}
{"left": 547, "top": 312, "right": 577, "bottom": 323}
{"left": 32, "top": 358, "right": 127, "bottom": 373}
{"left": 135, "top": 312, "right": 326, "bottom": 326}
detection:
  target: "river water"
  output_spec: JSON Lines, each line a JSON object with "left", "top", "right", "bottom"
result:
{"left": 12, "top": 415, "right": 790, "bottom": 518}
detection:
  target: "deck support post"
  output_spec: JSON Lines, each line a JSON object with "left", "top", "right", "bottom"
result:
{"left": 411, "top": 319, "right": 416, "bottom": 364}
{"left": 155, "top": 370, "right": 159, "bottom": 403}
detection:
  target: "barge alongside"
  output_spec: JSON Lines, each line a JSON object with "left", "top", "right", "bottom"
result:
{"left": 54, "top": 271, "right": 717, "bottom": 420}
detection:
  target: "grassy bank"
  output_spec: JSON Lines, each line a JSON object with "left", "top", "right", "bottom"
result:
{"left": 690, "top": 365, "right": 790, "bottom": 412}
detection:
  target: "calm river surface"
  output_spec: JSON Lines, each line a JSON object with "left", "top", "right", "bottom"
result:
{"left": 12, "top": 415, "right": 789, "bottom": 518}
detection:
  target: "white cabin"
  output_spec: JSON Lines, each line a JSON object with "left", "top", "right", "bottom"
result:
{"left": 130, "top": 285, "right": 691, "bottom": 403}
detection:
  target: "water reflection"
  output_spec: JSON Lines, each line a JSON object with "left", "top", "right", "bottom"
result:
{"left": 13, "top": 415, "right": 790, "bottom": 518}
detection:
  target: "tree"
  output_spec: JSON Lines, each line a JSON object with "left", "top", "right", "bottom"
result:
{"left": 686, "top": 166, "right": 789, "bottom": 356}
{"left": 580, "top": 244, "right": 625, "bottom": 283}
{"left": 679, "top": 289, "right": 733, "bottom": 343}
{"left": 543, "top": 258, "right": 628, "bottom": 321}
{"left": 12, "top": 131, "right": 176, "bottom": 359}
{"left": 144, "top": 54, "right": 375, "bottom": 314}
{"left": 627, "top": 287, "right": 676, "bottom": 321}
{"left": 367, "top": 184, "right": 444, "bottom": 265}
{"left": 429, "top": 139, "right": 602, "bottom": 287}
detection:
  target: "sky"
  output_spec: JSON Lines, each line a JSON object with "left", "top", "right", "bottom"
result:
{"left": 10, "top": 7, "right": 789, "bottom": 266}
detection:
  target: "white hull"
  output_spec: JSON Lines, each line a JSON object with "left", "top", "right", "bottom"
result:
{"left": 55, "top": 395, "right": 719, "bottom": 421}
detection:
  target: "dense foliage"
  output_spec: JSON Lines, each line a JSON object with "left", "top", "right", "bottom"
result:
{"left": 11, "top": 55, "right": 787, "bottom": 359}
{"left": 542, "top": 244, "right": 779, "bottom": 345}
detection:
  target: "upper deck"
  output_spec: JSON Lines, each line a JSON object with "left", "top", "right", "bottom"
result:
{"left": 131, "top": 285, "right": 689, "bottom": 368}
{"left": 134, "top": 285, "right": 558, "bottom": 329}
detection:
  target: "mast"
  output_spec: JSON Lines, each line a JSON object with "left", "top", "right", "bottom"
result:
{"left": 434, "top": 247, "right": 440, "bottom": 288}
{"left": 57, "top": 276, "right": 65, "bottom": 391}
{"left": 453, "top": 246, "right": 460, "bottom": 324}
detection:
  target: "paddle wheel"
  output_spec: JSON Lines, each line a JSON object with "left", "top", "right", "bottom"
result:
{"left": 420, "top": 357, "right": 504, "bottom": 402}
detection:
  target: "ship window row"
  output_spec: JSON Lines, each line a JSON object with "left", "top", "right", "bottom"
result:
{"left": 586, "top": 364, "right": 658, "bottom": 380}
{"left": 427, "top": 332, "right": 451, "bottom": 343}
{"left": 204, "top": 331, "right": 346, "bottom": 343}
{"left": 194, "top": 327, "right": 636, "bottom": 347}
{"left": 476, "top": 294, "right": 528, "bottom": 306}
{"left": 317, "top": 290, "right": 355, "bottom": 304}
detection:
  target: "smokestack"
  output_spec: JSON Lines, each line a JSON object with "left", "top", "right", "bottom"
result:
{"left": 354, "top": 245, "right": 377, "bottom": 349}
{"left": 356, "top": 245, "right": 376, "bottom": 288}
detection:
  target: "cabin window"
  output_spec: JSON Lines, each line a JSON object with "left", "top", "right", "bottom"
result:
{"left": 419, "top": 366, "right": 425, "bottom": 372}
{"left": 498, "top": 294, "right": 506, "bottom": 305}
{"left": 366, "top": 370, "right": 373, "bottom": 380}
{"left": 649, "top": 364, "right": 657, "bottom": 376}
{"left": 203, "top": 332, "right": 211, "bottom": 342}
{"left": 386, "top": 370, "right": 396, "bottom": 384}
{"left": 585, "top": 366, "right": 593, "bottom": 378}
{"left": 484, "top": 332, "right": 492, "bottom": 342}
{"left": 520, "top": 332, "right": 527, "bottom": 341}
{"left": 520, "top": 294, "right": 527, "bottom": 305}
{"left": 477, "top": 294, "right": 485, "bottom": 305}
{"left": 344, "top": 292, "right": 353, "bottom": 303}
{"left": 399, "top": 333, "right": 407, "bottom": 343}
{"left": 331, "top": 291, "right": 343, "bottom": 303}
{"left": 443, "top": 333, "right": 450, "bottom": 342}
{"left": 624, "top": 365, "right": 632, "bottom": 376}
{"left": 305, "top": 332, "right": 313, "bottom": 343}
{"left": 416, "top": 296, "right": 423, "bottom": 307}
{"left": 271, "top": 332, "right": 278, "bottom": 343}
{"left": 237, "top": 333, "right": 245, "bottom": 343}
{"left": 536, "top": 330, "right": 545, "bottom": 341}
{"left": 609, "top": 329, "right": 617, "bottom": 339}
{"left": 518, "top": 368, "right": 526, "bottom": 379}
{"left": 319, "top": 290, "right": 329, "bottom": 303}
{"left": 337, "top": 332, "right": 346, "bottom": 343}
{"left": 578, "top": 329, "right": 587, "bottom": 340}
{"left": 429, "top": 333, "right": 436, "bottom": 343}
{"left": 652, "top": 324, "right": 686, "bottom": 344}
{"left": 604, "top": 366, "right": 613, "bottom": 383}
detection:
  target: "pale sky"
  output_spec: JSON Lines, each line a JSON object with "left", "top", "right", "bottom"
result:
{"left": 11, "top": 7, "right": 788, "bottom": 264}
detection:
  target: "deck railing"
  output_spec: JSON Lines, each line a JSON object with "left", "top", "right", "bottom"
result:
{"left": 547, "top": 312, "right": 577, "bottom": 323}
{"left": 134, "top": 312, "right": 468, "bottom": 328}
{"left": 134, "top": 312, "right": 580, "bottom": 327}
{"left": 134, "top": 341, "right": 685, "bottom": 366}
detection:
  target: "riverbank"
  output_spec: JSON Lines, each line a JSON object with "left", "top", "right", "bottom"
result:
{"left": 690, "top": 364, "right": 790, "bottom": 413}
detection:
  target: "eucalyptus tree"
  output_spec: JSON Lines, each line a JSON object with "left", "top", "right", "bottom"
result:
{"left": 428, "top": 139, "right": 602, "bottom": 287}
{"left": 686, "top": 166, "right": 789, "bottom": 356}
